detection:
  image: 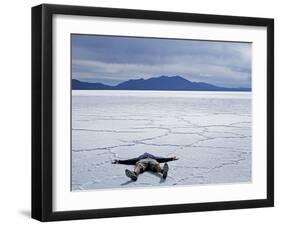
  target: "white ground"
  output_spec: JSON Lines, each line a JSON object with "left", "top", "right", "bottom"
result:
{"left": 72, "top": 91, "right": 251, "bottom": 191}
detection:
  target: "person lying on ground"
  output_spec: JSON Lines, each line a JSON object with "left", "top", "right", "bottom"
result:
{"left": 112, "top": 152, "right": 178, "bottom": 181}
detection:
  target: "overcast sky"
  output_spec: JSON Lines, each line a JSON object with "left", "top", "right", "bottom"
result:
{"left": 72, "top": 34, "right": 252, "bottom": 88}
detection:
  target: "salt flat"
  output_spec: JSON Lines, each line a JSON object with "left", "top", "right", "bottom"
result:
{"left": 72, "top": 91, "right": 251, "bottom": 191}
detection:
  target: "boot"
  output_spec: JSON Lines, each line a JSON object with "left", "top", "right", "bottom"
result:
{"left": 162, "top": 163, "right": 169, "bottom": 179}
{"left": 125, "top": 169, "right": 138, "bottom": 181}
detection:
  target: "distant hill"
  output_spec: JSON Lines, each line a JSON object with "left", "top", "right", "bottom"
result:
{"left": 72, "top": 76, "right": 251, "bottom": 92}
{"left": 72, "top": 79, "right": 112, "bottom": 90}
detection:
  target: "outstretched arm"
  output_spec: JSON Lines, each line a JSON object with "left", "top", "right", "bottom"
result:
{"left": 112, "top": 157, "right": 139, "bottom": 165}
{"left": 156, "top": 156, "right": 178, "bottom": 163}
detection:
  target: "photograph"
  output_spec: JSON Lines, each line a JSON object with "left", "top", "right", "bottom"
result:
{"left": 71, "top": 34, "right": 252, "bottom": 191}
{"left": 31, "top": 3, "right": 274, "bottom": 221}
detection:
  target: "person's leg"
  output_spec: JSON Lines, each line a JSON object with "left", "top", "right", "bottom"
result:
{"left": 149, "top": 160, "right": 169, "bottom": 179}
{"left": 150, "top": 162, "right": 162, "bottom": 173}
{"left": 134, "top": 163, "right": 146, "bottom": 175}
{"left": 125, "top": 162, "right": 147, "bottom": 181}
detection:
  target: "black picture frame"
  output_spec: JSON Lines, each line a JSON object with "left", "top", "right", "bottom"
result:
{"left": 32, "top": 3, "right": 274, "bottom": 222}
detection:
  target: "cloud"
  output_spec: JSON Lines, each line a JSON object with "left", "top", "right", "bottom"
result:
{"left": 72, "top": 34, "right": 252, "bottom": 88}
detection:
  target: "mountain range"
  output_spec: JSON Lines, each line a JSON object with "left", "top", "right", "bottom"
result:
{"left": 72, "top": 76, "right": 251, "bottom": 92}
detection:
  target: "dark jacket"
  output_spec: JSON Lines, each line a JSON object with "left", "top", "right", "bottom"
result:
{"left": 117, "top": 152, "right": 175, "bottom": 165}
